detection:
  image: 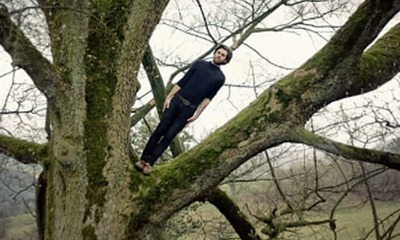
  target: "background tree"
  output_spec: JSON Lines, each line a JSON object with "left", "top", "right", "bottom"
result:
{"left": 1, "top": 0, "right": 400, "bottom": 239}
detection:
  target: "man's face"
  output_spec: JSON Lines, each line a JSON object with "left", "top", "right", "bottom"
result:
{"left": 213, "top": 48, "right": 228, "bottom": 65}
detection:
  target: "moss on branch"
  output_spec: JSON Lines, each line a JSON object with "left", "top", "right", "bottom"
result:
{"left": 291, "top": 127, "right": 400, "bottom": 170}
{"left": 0, "top": 134, "right": 47, "bottom": 164}
{"left": 359, "top": 22, "right": 400, "bottom": 92}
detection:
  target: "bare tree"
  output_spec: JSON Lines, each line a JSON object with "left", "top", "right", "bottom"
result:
{"left": 1, "top": 0, "right": 400, "bottom": 239}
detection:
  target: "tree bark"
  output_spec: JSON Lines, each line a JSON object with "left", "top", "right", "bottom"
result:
{"left": 3, "top": 0, "right": 170, "bottom": 239}
{"left": 208, "top": 188, "right": 262, "bottom": 240}
{"left": 0, "top": 134, "right": 44, "bottom": 164}
{"left": 0, "top": 5, "right": 59, "bottom": 99}
{"left": 291, "top": 128, "right": 400, "bottom": 170}
{"left": 1, "top": 1, "right": 400, "bottom": 239}
{"left": 141, "top": 46, "right": 184, "bottom": 157}
{"left": 124, "top": 1, "right": 400, "bottom": 236}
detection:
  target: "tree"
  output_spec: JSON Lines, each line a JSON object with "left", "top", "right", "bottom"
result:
{"left": 1, "top": 0, "right": 400, "bottom": 239}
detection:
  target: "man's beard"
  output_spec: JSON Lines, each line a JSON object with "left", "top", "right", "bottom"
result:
{"left": 213, "top": 58, "right": 224, "bottom": 65}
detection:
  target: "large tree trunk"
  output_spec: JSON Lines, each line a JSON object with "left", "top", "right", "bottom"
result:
{"left": 34, "top": 0, "right": 169, "bottom": 239}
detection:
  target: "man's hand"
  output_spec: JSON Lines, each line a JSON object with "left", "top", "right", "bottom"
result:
{"left": 163, "top": 97, "right": 172, "bottom": 112}
{"left": 163, "top": 85, "right": 181, "bottom": 112}
{"left": 163, "top": 84, "right": 181, "bottom": 112}
{"left": 185, "top": 98, "right": 210, "bottom": 126}
{"left": 186, "top": 114, "right": 198, "bottom": 126}
{"left": 187, "top": 114, "right": 198, "bottom": 123}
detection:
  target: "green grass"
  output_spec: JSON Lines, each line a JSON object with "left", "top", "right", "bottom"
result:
{"left": 337, "top": 202, "right": 400, "bottom": 239}
{"left": 2, "top": 202, "right": 399, "bottom": 239}
{"left": 168, "top": 200, "right": 400, "bottom": 240}
{"left": 282, "top": 201, "right": 400, "bottom": 240}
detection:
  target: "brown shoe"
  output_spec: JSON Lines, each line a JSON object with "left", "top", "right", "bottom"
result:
{"left": 134, "top": 161, "right": 145, "bottom": 172}
{"left": 142, "top": 162, "right": 152, "bottom": 175}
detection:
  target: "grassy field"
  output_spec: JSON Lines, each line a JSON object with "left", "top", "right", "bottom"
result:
{"left": 1, "top": 202, "right": 399, "bottom": 239}
{"left": 280, "top": 201, "right": 400, "bottom": 240}
{"left": 170, "top": 201, "right": 400, "bottom": 240}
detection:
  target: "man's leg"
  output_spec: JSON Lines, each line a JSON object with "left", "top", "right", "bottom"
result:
{"left": 140, "top": 98, "right": 179, "bottom": 163}
{"left": 145, "top": 106, "right": 196, "bottom": 166}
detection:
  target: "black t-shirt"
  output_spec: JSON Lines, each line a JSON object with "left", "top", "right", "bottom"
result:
{"left": 177, "top": 60, "right": 225, "bottom": 106}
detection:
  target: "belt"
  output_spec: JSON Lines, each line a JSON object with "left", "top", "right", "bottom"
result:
{"left": 176, "top": 94, "right": 197, "bottom": 108}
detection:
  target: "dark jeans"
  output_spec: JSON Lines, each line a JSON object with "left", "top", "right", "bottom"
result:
{"left": 141, "top": 97, "right": 196, "bottom": 165}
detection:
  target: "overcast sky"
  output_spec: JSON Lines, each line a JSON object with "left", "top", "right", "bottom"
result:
{"left": 1, "top": 1, "right": 399, "bottom": 148}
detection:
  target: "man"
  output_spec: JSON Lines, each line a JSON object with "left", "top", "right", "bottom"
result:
{"left": 135, "top": 44, "right": 233, "bottom": 175}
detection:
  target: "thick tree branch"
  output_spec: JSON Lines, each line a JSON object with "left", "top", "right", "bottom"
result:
{"left": 305, "top": 0, "right": 400, "bottom": 70}
{"left": 129, "top": 3, "right": 400, "bottom": 235}
{"left": 130, "top": 100, "right": 156, "bottom": 127}
{"left": 357, "top": 22, "right": 400, "bottom": 94}
{"left": 141, "top": 46, "right": 184, "bottom": 157}
{"left": 208, "top": 188, "right": 261, "bottom": 240}
{"left": 279, "top": 0, "right": 400, "bottom": 122}
{"left": 0, "top": 5, "right": 59, "bottom": 99}
{"left": 116, "top": 0, "right": 170, "bottom": 86}
{"left": 290, "top": 127, "right": 400, "bottom": 170}
{"left": 129, "top": 120, "right": 289, "bottom": 236}
{"left": 131, "top": 0, "right": 311, "bottom": 123}
{"left": 142, "top": 46, "right": 167, "bottom": 116}
{"left": 0, "top": 133, "right": 47, "bottom": 164}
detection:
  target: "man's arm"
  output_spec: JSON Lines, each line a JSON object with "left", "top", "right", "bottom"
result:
{"left": 186, "top": 98, "right": 211, "bottom": 124}
{"left": 163, "top": 84, "right": 181, "bottom": 112}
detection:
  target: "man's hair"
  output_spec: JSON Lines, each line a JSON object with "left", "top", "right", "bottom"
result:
{"left": 214, "top": 44, "right": 233, "bottom": 64}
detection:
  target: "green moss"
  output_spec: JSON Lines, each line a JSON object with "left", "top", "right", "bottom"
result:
{"left": 303, "top": 1, "right": 372, "bottom": 71}
{"left": 82, "top": 0, "right": 131, "bottom": 220}
{"left": 83, "top": 84, "right": 109, "bottom": 217}
{"left": 0, "top": 134, "right": 48, "bottom": 164}
{"left": 265, "top": 111, "right": 283, "bottom": 123}
{"left": 127, "top": 140, "right": 238, "bottom": 235}
{"left": 360, "top": 23, "right": 400, "bottom": 77}
{"left": 275, "top": 86, "right": 292, "bottom": 108}
{"left": 82, "top": 225, "right": 97, "bottom": 240}
{"left": 127, "top": 72, "right": 295, "bottom": 235}
{"left": 127, "top": 211, "right": 151, "bottom": 237}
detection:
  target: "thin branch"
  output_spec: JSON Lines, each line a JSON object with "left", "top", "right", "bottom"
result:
{"left": 291, "top": 127, "right": 400, "bottom": 171}
{"left": 381, "top": 212, "right": 400, "bottom": 239}
{"left": 167, "top": 0, "right": 288, "bottom": 83}
{"left": 360, "top": 163, "right": 381, "bottom": 240}
{"left": 195, "top": 0, "right": 217, "bottom": 43}
{"left": 265, "top": 150, "right": 293, "bottom": 211}
{"left": 0, "top": 108, "right": 35, "bottom": 115}
{"left": 244, "top": 43, "right": 295, "bottom": 70}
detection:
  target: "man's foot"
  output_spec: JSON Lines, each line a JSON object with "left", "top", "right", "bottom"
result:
{"left": 142, "top": 162, "right": 152, "bottom": 175}
{"left": 134, "top": 161, "right": 145, "bottom": 172}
